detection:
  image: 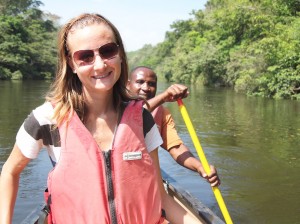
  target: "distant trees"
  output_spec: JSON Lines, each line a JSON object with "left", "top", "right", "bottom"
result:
{"left": 1, "top": 0, "right": 299, "bottom": 99}
{"left": 0, "top": 0, "right": 58, "bottom": 79}
{"left": 128, "top": 0, "right": 300, "bottom": 100}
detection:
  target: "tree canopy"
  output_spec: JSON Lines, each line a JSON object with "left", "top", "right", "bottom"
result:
{"left": 0, "top": 0, "right": 58, "bottom": 79}
{"left": 1, "top": 0, "right": 299, "bottom": 99}
{"left": 128, "top": 0, "right": 300, "bottom": 100}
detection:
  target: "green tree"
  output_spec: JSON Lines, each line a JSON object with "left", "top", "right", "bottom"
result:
{"left": 127, "top": 0, "right": 300, "bottom": 100}
{"left": 0, "top": 0, "right": 57, "bottom": 80}
{"left": 0, "top": 0, "right": 43, "bottom": 15}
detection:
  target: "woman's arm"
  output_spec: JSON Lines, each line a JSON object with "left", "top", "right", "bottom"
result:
{"left": 149, "top": 148, "right": 204, "bottom": 224}
{"left": 0, "top": 144, "right": 31, "bottom": 224}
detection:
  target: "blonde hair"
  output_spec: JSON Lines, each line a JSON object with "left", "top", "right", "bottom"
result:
{"left": 46, "top": 13, "right": 139, "bottom": 126}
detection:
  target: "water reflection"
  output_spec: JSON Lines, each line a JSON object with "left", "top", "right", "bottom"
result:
{"left": 158, "top": 84, "right": 300, "bottom": 223}
{"left": 0, "top": 80, "right": 52, "bottom": 223}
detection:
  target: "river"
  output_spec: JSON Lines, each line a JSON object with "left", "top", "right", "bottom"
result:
{"left": 0, "top": 80, "right": 299, "bottom": 223}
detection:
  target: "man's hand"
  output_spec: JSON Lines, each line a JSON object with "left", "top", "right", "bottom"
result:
{"left": 161, "top": 84, "right": 189, "bottom": 102}
{"left": 197, "top": 165, "right": 221, "bottom": 187}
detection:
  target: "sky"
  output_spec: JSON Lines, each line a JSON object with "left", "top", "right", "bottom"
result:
{"left": 39, "top": 0, "right": 207, "bottom": 51}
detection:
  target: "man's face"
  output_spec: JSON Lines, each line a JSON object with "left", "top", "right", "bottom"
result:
{"left": 128, "top": 68, "right": 157, "bottom": 100}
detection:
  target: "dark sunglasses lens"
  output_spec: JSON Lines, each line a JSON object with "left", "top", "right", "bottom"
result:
{"left": 99, "top": 43, "right": 118, "bottom": 59}
{"left": 74, "top": 50, "right": 95, "bottom": 65}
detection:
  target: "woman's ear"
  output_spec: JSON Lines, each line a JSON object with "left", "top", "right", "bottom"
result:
{"left": 67, "top": 57, "right": 76, "bottom": 73}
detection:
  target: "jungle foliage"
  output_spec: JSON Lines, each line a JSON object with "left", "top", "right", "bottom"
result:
{"left": 128, "top": 0, "right": 300, "bottom": 100}
{"left": 1, "top": 0, "right": 299, "bottom": 99}
{"left": 0, "top": 0, "right": 58, "bottom": 80}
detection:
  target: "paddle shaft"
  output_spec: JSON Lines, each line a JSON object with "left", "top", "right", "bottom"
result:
{"left": 177, "top": 99, "right": 233, "bottom": 224}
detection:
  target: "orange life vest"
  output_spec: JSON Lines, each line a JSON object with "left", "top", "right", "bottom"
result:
{"left": 46, "top": 101, "right": 164, "bottom": 224}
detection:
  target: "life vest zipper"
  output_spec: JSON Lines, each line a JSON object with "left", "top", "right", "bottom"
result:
{"left": 103, "top": 150, "right": 117, "bottom": 224}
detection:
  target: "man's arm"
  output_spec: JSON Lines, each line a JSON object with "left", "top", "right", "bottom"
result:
{"left": 146, "top": 84, "right": 189, "bottom": 112}
{"left": 168, "top": 143, "right": 220, "bottom": 187}
{"left": 162, "top": 108, "right": 220, "bottom": 187}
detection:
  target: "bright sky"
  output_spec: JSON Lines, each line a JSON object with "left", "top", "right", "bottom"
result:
{"left": 39, "top": 0, "right": 207, "bottom": 51}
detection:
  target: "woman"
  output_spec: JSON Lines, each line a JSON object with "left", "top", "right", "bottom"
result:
{"left": 0, "top": 13, "right": 202, "bottom": 223}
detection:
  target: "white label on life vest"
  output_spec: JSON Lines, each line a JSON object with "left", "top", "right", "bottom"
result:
{"left": 123, "top": 151, "right": 142, "bottom": 161}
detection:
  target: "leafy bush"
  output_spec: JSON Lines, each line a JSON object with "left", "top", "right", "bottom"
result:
{"left": 128, "top": 0, "right": 300, "bottom": 100}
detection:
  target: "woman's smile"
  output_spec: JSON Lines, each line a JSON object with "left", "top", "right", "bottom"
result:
{"left": 92, "top": 71, "right": 112, "bottom": 79}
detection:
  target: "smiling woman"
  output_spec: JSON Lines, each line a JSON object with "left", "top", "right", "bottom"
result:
{"left": 0, "top": 13, "right": 204, "bottom": 224}
{"left": 39, "top": 0, "right": 206, "bottom": 51}
{"left": 65, "top": 21, "right": 123, "bottom": 97}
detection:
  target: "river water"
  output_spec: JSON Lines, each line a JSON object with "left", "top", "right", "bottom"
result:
{"left": 0, "top": 80, "right": 299, "bottom": 223}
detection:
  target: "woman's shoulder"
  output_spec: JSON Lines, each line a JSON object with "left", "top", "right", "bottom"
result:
{"left": 30, "top": 101, "right": 56, "bottom": 125}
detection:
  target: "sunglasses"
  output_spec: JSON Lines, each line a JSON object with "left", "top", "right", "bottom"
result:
{"left": 72, "top": 42, "right": 119, "bottom": 66}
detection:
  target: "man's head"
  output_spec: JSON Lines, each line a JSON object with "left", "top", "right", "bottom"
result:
{"left": 127, "top": 66, "right": 157, "bottom": 100}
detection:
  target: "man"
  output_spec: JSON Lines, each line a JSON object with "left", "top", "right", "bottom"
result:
{"left": 127, "top": 66, "right": 220, "bottom": 187}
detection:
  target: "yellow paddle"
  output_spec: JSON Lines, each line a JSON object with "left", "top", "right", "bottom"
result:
{"left": 177, "top": 99, "right": 233, "bottom": 224}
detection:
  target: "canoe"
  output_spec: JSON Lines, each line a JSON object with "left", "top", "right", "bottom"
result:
{"left": 21, "top": 179, "right": 224, "bottom": 224}
{"left": 20, "top": 202, "right": 45, "bottom": 224}
{"left": 163, "top": 179, "right": 224, "bottom": 224}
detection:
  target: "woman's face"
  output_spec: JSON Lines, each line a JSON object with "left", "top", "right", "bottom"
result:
{"left": 67, "top": 23, "right": 122, "bottom": 96}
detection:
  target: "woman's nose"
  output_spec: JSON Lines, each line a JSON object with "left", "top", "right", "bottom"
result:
{"left": 93, "top": 55, "right": 106, "bottom": 69}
